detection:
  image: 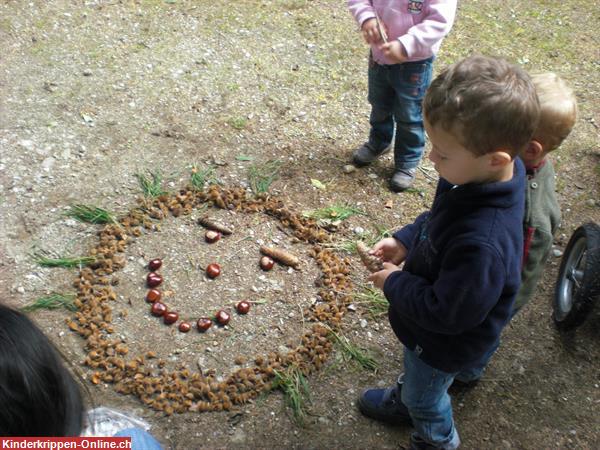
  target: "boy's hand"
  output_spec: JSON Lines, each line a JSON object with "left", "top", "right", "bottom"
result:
{"left": 368, "top": 262, "right": 400, "bottom": 289}
{"left": 361, "top": 18, "right": 386, "bottom": 44}
{"left": 379, "top": 41, "right": 407, "bottom": 63}
{"left": 370, "top": 237, "right": 407, "bottom": 265}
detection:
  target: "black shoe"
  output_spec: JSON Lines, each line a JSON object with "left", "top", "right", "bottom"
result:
{"left": 357, "top": 378, "right": 411, "bottom": 425}
{"left": 409, "top": 433, "right": 454, "bottom": 450}
{"left": 448, "top": 377, "right": 479, "bottom": 395}
{"left": 352, "top": 142, "right": 392, "bottom": 167}
{"left": 389, "top": 168, "right": 417, "bottom": 192}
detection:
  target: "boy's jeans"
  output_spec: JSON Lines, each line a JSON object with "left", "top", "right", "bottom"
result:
{"left": 367, "top": 56, "right": 433, "bottom": 170}
{"left": 402, "top": 347, "right": 461, "bottom": 449}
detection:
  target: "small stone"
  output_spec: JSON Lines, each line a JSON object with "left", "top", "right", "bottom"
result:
{"left": 83, "top": 69, "right": 93, "bottom": 76}
{"left": 353, "top": 226, "right": 365, "bottom": 234}
{"left": 359, "top": 319, "right": 368, "bottom": 328}
{"left": 552, "top": 248, "right": 563, "bottom": 258}
{"left": 343, "top": 164, "right": 356, "bottom": 174}
{"left": 586, "top": 199, "right": 596, "bottom": 207}
{"left": 368, "top": 173, "right": 378, "bottom": 179}
{"left": 16, "top": 286, "right": 25, "bottom": 294}
{"left": 347, "top": 304, "right": 357, "bottom": 312}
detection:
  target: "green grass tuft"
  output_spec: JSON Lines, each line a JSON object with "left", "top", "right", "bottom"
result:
{"left": 248, "top": 159, "right": 281, "bottom": 195}
{"left": 33, "top": 252, "right": 95, "bottom": 268}
{"left": 352, "top": 285, "right": 389, "bottom": 318}
{"left": 327, "top": 327, "right": 379, "bottom": 371}
{"left": 272, "top": 366, "right": 311, "bottom": 425}
{"left": 20, "top": 293, "right": 77, "bottom": 313}
{"left": 65, "top": 204, "right": 117, "bottom": 224}
{"left": 190, "top": 164, "right": 215, "bottom": 191}
{"left": 136, "top": 170, "right": 166, "bottom": 197}
{"left": 303, "top": 204, "right": 367, "bottom": 222}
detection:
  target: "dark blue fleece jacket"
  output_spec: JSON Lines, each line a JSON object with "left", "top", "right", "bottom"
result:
{"left": 384, "top": 159, "right": 525, "bottom": 373}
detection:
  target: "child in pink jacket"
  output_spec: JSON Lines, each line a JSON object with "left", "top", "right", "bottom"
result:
{"left": 348, "top": 0, "right": 457, "bottom": 192}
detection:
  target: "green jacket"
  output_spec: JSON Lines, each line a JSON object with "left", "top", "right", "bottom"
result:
{"left": 513, "top": 159, "right": 561, "bottom": 312}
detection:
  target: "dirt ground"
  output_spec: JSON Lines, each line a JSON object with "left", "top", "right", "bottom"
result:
{"left": 1, "top": 1, "right": 599, "bottom": 449}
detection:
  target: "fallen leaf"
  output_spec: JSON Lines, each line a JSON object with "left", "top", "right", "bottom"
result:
{"left": 311, "top": 179, "right": 327, "bottom": 190}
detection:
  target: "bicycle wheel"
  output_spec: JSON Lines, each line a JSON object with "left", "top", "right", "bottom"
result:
{"left": 553, "top": 222, "right": 600, "bottom": 329}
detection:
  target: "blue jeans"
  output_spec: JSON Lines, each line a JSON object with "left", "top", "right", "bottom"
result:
{"left": 114, "top": 428, "right": 162, "bottom": 450}
{"left": 367, "top": 56, "right": 433, "bottom": 170}
{"left": 401, "top": 347, "right": 460, "bottom": 449}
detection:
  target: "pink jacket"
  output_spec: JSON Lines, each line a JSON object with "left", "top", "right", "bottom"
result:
{"left": 348, "top": 0, "right": 457, "bottom": 65}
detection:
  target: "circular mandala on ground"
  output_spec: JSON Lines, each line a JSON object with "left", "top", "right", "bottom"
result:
{"left": 67, "top": 185, "right": 354, "bottom": 415}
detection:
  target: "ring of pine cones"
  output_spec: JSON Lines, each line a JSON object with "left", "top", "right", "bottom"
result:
{"left": 67, "top": 184, "right": 355, "bottom": 415}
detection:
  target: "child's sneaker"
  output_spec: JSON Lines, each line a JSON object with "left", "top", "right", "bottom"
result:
{"left": 408, "top": 432, "right": 460, "bottom": 450}
{"left": 389, "top": 168, "right": 417, "bottom": 192}
{"left": 352, "top": 142, "right": 392, "bottom": 166}
{"left": 356, "top": 381, "right": 411, "bottom": 424}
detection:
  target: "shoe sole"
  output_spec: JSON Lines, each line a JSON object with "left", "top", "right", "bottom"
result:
{"left": 356, "top": 397, "right": 412, "bottom": 425}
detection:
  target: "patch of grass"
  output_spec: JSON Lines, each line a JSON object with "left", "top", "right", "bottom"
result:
{"left": 327, "top": 328, "right": 379, "bottom": 372}
{"left": 33, "top": 252, "right": 95, "bottom": 268}
{"left": 325, "top": 225, "right": 392, "bottom": 254}
{"left": 352, "top": 285, "right": 388, "bottom": 318}
{"left": 248, "top": 159, "right": 281, "bottom": 195}
{"left": 190, "top": 164, "right": 215, "bottom": 191}
{"left": 65, "top": 204, "right": 117, "bottom": 224}
{"left": 272, "top": 366, "right": 311, "bottom": 426}
{"left": 228, "top": 116, "right": 248, "bottom": 130}
{"left": 20, "top": 293, "right": 77, "bottom": 313}
{"left": 303, "top": 204, "right": 367, "bottom": 222}
{"left": 136, "top": 170, "right": 166, "bottom": 197}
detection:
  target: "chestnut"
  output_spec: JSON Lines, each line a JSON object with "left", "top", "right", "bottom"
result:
{"left": 259, "top": 256, "right": 275, "bottom": 271}
{"left": 148, "top": 258, "right": 162, "bottom": 271}
{"left": 236, "top": 301, "right": 251, "bottom": 315}
{"left": 206, "top": 263, "right": 221, "bottom": 279}
{"left": 215, "top": 309, "right": 231, "bottom": 326}
{"left": 145, "top": 289, "right": 161, "bottom": 303}
{"left": 163, "top": 311, "right": 179, "bottom": 325}
{"left": 205, "top": 230, "right": 221, "bottom": 243}
{"left": 146, "top": 272, "right": 163, "bottom": 288}
{"left": 151, "top": 302, "right": 167, "bottom": 317}
{"left": 178, "top": 321, "right": 192, "bottom": 333}
{"left": 197, "top": 317, "right": 212, "bottom": 332}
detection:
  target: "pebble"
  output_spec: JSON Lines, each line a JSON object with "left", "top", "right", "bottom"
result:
{"left": 16, "top": 286, "right": 25, "bottom": 294}
{"left": 343, "top": 164, "right": 356, "bottom": 174}
{"left": 368, "top": 173, "right": 378, "bottom": 179}
{"left": 359, "top": 319, "right": 368, "bottom": 328}
{"left": 353, "top": 226, "right": 364, "bottom": 234}
{"left": 83, "top": 69, "right": 93, "bottom": 76}
{"left": 552, "top": 248, "right": 563, "bottom": 258}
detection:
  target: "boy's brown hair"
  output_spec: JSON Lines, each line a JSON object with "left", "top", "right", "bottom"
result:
{"left": 423, "top": 55, "right": 540, "bottom": 158}
{"left": 531, "top": 72, "right": 577, "bottom": 153}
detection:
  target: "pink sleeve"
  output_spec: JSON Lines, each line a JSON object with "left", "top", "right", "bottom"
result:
{"left": 347, "top": 0, "right": 376, "bottom": 27}
{"left": 398, "top": 0, "right": 457, "bottom": 59}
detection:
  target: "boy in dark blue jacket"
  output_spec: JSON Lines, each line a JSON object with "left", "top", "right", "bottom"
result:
{"left": 357, "top": 55, "right": 540, "bottom": 450}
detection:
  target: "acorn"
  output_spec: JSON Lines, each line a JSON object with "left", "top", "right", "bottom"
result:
{"left": 197, "top": 317, "right": 212, "bottom": 332}
{"left": 147, "top": 272, "right": 163, "bottom": 288}
{"left": 146, "top": 289, "right": 161, "bottom": 303}
{"left": 259, "top": 256, "right": 275, "bottom": 271}
{"left": 151, "top": 302, "right": 167, "bottom": 317}
{"left": 178, "top": 322, "right": 192, "bottom": 333}
{"left": 236, "top": 301, "right": 251, "bottom": 315}
{"left": 163, "top": 311, "right": 179, "bottom": 325}
{"left": 205, "top": 230, "right": 221, "bottom": 244}
{"left": 148, "top": 258, "right": 162, "bottom": 271}
{"left": 215, "top": 310, "right": 231, "bottom": 326}
{"left": 206, "top": 263, "right": 221, "bottom": 279}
